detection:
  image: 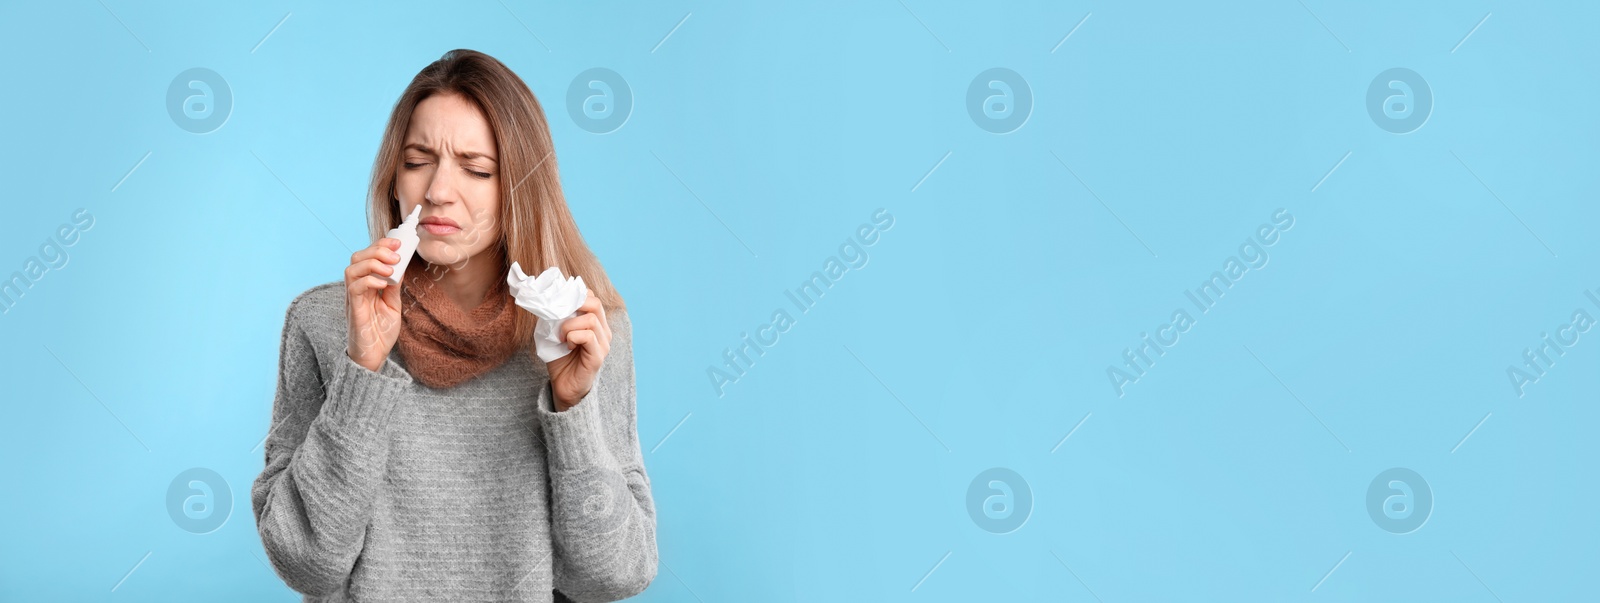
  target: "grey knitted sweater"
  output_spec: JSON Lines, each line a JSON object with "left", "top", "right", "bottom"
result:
{"left": 252, "top": 281, "right": 657, "bottom": 602}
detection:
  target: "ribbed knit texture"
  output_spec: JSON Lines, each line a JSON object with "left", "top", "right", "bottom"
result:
{"left": 252, "top": 281, "right": 657, "bottom": 602}
{"left": 395, "top": 265, "right": 521, "bottom": 389}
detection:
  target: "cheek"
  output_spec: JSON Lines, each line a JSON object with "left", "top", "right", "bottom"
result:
{"left": 463, "top": 193, "right": 500, "bottom": 239}
{"left": 476, "top": 212, "right": 500, "bottom": 240}
{"left": 460, "top": 217, "right": 499, "bottom": 252}
{"left": 395, "top": 173, "right": 425, "bottom": 201}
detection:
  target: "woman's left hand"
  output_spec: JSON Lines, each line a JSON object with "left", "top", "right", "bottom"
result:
{"left": 547, "top": 289, "right": 611, "bottom": 411}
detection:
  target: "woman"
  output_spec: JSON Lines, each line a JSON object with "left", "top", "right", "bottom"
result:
{"left": 252, "top": 49, "right": 657, "bottom": 602}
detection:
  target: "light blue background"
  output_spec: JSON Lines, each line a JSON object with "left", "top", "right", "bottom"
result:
{"left": 2, "top": 1, "right": 1595, "bottom": 601}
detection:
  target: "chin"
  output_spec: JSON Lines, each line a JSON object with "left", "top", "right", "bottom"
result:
{"left": 417, "top": 244, "right": 467, "bottom": 267}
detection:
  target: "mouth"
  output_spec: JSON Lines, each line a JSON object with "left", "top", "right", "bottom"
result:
{"left": 421, "top": 223, "right": 461, "bottom": 236}
{"left": 419, "top": 216, "right": 461, "bottom": 236}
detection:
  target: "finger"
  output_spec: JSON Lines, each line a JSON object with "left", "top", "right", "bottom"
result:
{"left": 594, "top": 299, "right": 611, "bottom": 345}
{"left": 565, "top": 320, "right": 609, "bottom": 358}
{"left": 560, "top": 313, "right": 601, "bottom": 342}
{"left": 594, "top": 312, "right": 610, "bottom": 350}
{"left": 565, "top": 329, "right": 592, "bottom": 348}
{"left": 382, "top": 274, "right": 403, "bottom": 309}
{"left": 351, "top": 241, "right": 402, "bottom": 265}
{"left": 578, "top": 290, "right": 601, "bottom": 310}
{"left": 348, "top": 274, "right": 391, "bottom": 297}
{"left": 579, "top": 288, "right": 610, "bottom": 344}
{"left": 346, "top": 258, "right": 395, "bottom": 282}
{"left": 576, "top": 293, "right": 602, "bottom": 320}
{"left": 565, "top": 329, "right": 604, "bottom": 356}
{"left": 574, "top": 312, "right": 609, "bottom": 352}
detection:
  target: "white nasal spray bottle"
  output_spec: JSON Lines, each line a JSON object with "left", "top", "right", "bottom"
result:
{"left": 386, "top": 205, "right": 423, "bottom": 285}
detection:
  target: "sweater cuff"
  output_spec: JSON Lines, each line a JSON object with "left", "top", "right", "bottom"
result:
{"left": 538, "top": 378, "right": 609, "bottom": 470}
{"left": 322, "top": 351, "right": 411, "bottom": 436}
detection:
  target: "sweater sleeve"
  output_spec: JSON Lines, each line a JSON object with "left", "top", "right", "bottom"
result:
{"left": 251, "top": 299, "right": 413, "bottom": 597}
{"left": 537, "top": 309, "right": 659, "bottom": 602}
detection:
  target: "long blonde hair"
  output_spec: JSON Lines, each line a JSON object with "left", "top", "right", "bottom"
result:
{"left": 366, "top": 49, "right": 624, "bottom": 350}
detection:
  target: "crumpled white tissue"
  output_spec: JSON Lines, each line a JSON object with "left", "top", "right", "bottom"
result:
{"left": 386, "top": 205, "right": 423, "bottom": 285}
{"left": 507, "top": 262, "right": 589, "bottom": 362}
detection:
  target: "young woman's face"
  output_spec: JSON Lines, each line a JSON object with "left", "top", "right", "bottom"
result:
{"left": 396, "top": 91, "right": 501, "bottom": 268}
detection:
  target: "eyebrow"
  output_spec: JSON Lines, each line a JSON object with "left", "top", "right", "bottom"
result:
{"left": 403, "top": 143, "right": 497, "bottom": 163}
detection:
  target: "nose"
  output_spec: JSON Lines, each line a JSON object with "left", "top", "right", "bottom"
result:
{"left": 424, "top": 163, "right": 462, "bottom": 205}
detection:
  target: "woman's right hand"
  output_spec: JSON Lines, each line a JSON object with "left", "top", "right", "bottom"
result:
{"left": 346, "top": 238, "right": 404, "bottom": 373}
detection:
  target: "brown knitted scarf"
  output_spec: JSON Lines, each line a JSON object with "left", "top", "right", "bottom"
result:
{"left": 395, "top": 264, "right": 521, "bottom": 389}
